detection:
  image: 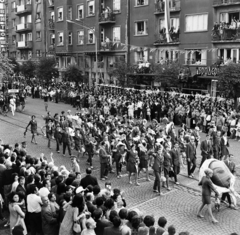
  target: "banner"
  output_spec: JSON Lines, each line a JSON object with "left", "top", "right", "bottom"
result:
{"left": 164, "top": 0, "right": 172, "bottom": 43}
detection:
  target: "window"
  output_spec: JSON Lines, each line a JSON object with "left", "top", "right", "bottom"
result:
{"left": 113, "top": 0, "right": 121, "bottom": 12}
{"left": 36, "top": 31, "right": 41, "bottom": 40}
{"left": 159, "top": 18, "right": 179, "bottom": 32}
{"left": 134, "top": 50, "right": 148, "bottom": 63}
{"left": 136, "top": 0, "right": 148, "bottom": 6}
{"left": 113, "top": 26, "right": 120, "bottom": 42}
{"left": 87, "top": 0, "right": 95, "bottom": 16}
{"left": 220, "top": 12, "right": 239, "bottom": 24}
{"left": 57, "top": 7, "right": 63, "bottom": 21}
{"left": 88, "top": 28, "right": 95, "bottom": 43}
{"left": 51, "top": 11, "right": 55, "bottom": 21}
{"left": 11, "top": 2, "right": 16, "bottom": 10}
{"left": 12, "top": 35, "right": 16, "bottom": 45}
{"left": 50, "top": 34, "right": 55, "bottom": 45}
{"left": 77, "top": 5, "right": 84, "bottom": 19}
{"left": 12, "top": 19, "right": 15, "bottom": 28}
{"left": 58, "top": 32, "right": 64, "bottom": 45}
{"left": 27, "top": 15, "right": 32, "bottom": 23}
{"left": 36, "top": 50, "right": 41, "bottom": 57}
{"left": 68, "top": 7, "right": 72, "bottom": 20}
{"left": 135, "top": 20, "right": 148, "bottom": 35}
{"left": 68, "top": 32, "right": 72, "bottom": 45}
{"left": 0, "top": 9, "right": 5, "bottom": 14}
{"left": 78, "top": 30, "right": 84, "bottom": 45}
{"left": 36, "top": 12, "right": 41, "bottom": 20}
{"left": 27, "top": 33, "right": 32, "bottom": 41}
{"left": 185, "top": 13, "right": 208, "bottom": 32}
{"left": 185, "top": 49, "right": 207, "bottom": 65}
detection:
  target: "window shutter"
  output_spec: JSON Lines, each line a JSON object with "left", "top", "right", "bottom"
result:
{"left": 145, "top": 0, "right": 149, "bottom": 4}
{"left": 145, "top": 21, "right": 148, "bottom": 34}
{"left": 144, "top": 50, "right": 148, "bottom": 62}
{"left": 201, "top": 50, "right": 207, "bottom": 65}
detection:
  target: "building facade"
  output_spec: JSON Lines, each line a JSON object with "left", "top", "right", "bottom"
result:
{"left": 5, "top": 0, "right": 240, "bottom": 88}
{"left": 6, "top": 0, "right": 47, "bottom": 63}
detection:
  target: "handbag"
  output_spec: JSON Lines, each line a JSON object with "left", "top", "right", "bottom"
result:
{"left": 73, "top": 220, "right": 81, "bottom": 233}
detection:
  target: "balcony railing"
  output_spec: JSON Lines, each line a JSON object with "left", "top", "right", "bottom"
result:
{"left": 154, "top": 28, "right": 180, "bottom": 45}
{"left": 212, "top": 25, "right": 240, "bottom": 42}
{"left": 213, "top": 0, "right": 240, "bottom": 6}
{"left": 155, "top": 0, "right": 180, "bottom": 14}
{"left": 16, "top": 4, "right": 32, "bottom": 15}
{"left": 48, "top": 19, "right": 55, "bottom": 30}
{"left": 48, "top": 0, "right": 54, "bottom": 7}
{"left": 17, "top": 41, "right": 33, "bottom": 49}
{"left": 99, "top": 12, "right": 116, "bottom": 24}
{"left": 100, "top": 41, "right": 114, "bottom": 51}
{"left": 16, "top": 23, "right": 32, "bottom": 32}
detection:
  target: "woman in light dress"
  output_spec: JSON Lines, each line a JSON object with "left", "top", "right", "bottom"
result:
{"left": 8, "top": 192, "right": 27, "bottom": 235}
{"left": 9, "top": 96, "right": 16, "bottom": 116}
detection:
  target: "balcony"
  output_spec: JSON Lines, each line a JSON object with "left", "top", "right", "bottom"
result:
{"left": 213, "top": 0, "right": 240, "bottom": 7}
{"left": 155, "top": 0, "right": 180, "bottom": 14}
{"left": 17, "top": 41, "right": 33, "bottom": 49}
{"left": 16, "top": 23, "right": 32, "bottom": 32}
{"left": 99, "top": 12, "right": 116, "bottom": 24}
{"left": 154, "top": 29, "right": 180, "bottom": 45}
{"left": 48, "top": 0, "right": 54, "bottom": 8}
{"left": 100, "top": 40, "right": 125, "bottom": 52}
{"left": 16, "top": 4, "right": 32, "bottom": 15}
{"left": 212, "top": 25, "right": 240, "bottom": 42}
{"left": 48, "top": 19, "right": 55, "bottom": 30}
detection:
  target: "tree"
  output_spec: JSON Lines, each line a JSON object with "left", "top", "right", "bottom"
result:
{"left": 218, "top": 63, "right": 240, "bottom": 108}
{"left": 20, "top": 60, "right": 37, "bottom": 80}
{"left": 0, "top": 53, "right": 14, "bottom": 76}
{"left": 154, "top": 62, "right": 185, "bottom": 88}
{"left": 9, "top": 57, "right": 20, "bottom": 75}
{"left": 110, "top": 61, "right": 133, "bottom": 87}
{"left": 36, "top": 57, "right": 58, "bottom": 84}
{"left": 65, "top": 64, "right": 83, "bottom": 84}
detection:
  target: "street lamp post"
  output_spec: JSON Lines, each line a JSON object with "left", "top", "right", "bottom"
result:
{"left": 66, "top": 20, "right": 98, "bottom": 87}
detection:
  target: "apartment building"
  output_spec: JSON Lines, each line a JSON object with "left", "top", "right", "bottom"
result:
{"left": 6, "top": 0, "right": 47, "bottom": 62}
{"left": 6, "top": 0, "right": 240, "bottom": 87}
{"left": 0, "top": 0, "right": 7, "bottom": 54}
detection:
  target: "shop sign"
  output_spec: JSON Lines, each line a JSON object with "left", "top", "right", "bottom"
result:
{"left": 196, "top": 66, "right": 219, "bottom": 76}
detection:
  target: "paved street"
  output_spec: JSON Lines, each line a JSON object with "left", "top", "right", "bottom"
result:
{"left": 0, "top": 97, "right": 240, "bottom": 235}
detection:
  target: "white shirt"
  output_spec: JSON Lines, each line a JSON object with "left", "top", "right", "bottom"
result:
{"left": 27, "top": 194, "right": 42, "bottom": 213}
{"left": 38, "top": 187, "right": 50, "bottom": 198}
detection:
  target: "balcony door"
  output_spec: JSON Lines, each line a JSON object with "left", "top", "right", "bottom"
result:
{"left": 20, "top": 34, "right": 25, "bottom": 41}
{"left": 20, "top": 16, "right": 25, "bottom": 24}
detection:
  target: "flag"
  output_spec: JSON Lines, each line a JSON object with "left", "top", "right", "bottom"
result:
{"left": 164, "top": 0, "right": 172, "bottom": 43}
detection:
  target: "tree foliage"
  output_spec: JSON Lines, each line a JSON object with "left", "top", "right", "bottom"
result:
{"left": 0, "top": 53, "right": 14, "bottom": 77}
{"left": 218, "top": 63, "right": 240, "bottom": 107}
{"left": 65, "top": 64, "right": 83, "bottom": 83}
{"left": 20, "top": 60, "right": 37, "bottom": 80}
{"left": 154, "top": 62, "right": 185, "bottom": 87}
{"left": 110, "top": 61, "right": 133, "bottom": 87}
{"left": 36, "top": 57, "right": 58, "bottom": 83}
{"left": 9, "top": 57, "right": 20, "bottom": 75}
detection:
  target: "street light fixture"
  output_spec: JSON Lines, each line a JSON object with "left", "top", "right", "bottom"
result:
{"left": 66, "top": 20, "right": 98, "bottom": 87}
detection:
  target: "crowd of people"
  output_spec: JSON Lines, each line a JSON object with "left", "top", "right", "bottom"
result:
{"left": 0, "top": 82, "right": 240, "bottom": 234}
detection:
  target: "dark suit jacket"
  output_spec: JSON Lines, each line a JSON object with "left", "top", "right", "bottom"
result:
{"left": 152, "top": 153, "right": 164, "bottom": 172}
{"left": 16, "top": 184, "right": 26, "bottom": 197}
{"left": 200, "top": 140, "right": 212, "bottom": 157}
{"left": 99, "top": 147, "right": 109, "bottom": 164}
{"left": 86, "top": 201, "right": 97, "bottom": 215}
{"left": 186, "top": 142, "right": 196, "bottom": 160}
{"left": 95, "top": 219, "right": 112, "bottom": 235}
{"left": 104, "top": 226, "right": 123, "bottom": 235}
{"left": 220, "top": 137, "right": 229, "bottom": 156}
{"left": 61, "top": 132, "right": 71, "bottom": 145}
{"left": 80, "top": 175, "right": 99, "bottom": 189}
{"left": 170, "top": 149, "right": 180, "bottom": 166}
